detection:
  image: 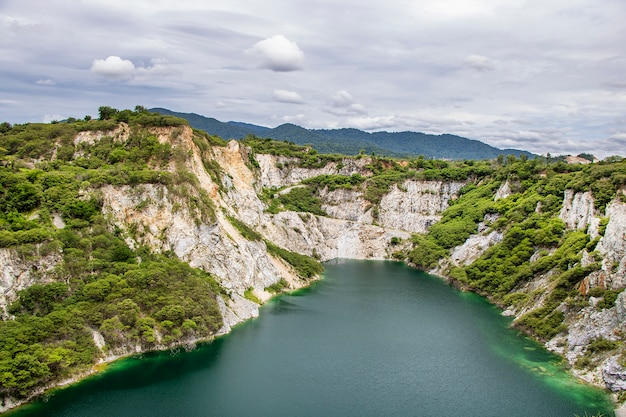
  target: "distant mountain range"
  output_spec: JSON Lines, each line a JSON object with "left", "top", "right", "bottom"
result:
{"left": 150, "top": 108, "right": 535, "bottom": 160}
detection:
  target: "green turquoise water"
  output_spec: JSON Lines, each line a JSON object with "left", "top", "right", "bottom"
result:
{"left": 7, "top": 260, "right": 614, "bottom": 416}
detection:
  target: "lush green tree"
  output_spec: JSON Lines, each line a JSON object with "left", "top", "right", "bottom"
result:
{"left": 98, "top": 106, "right": 119, "bottom": 120}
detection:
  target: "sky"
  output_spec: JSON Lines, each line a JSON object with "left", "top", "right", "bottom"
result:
{"left": 1, "top": 0, "right": 625, "bottom": 158}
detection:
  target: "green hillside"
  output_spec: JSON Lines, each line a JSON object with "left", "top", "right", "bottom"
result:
{"left": 149, "top": 108, "right": 535, "bottom": 160}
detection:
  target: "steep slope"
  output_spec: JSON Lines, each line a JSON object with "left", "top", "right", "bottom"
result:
{"left": 412, "top": 161, "right": 626, "bottom": 395}
{"left": 0, "top": 113, "right": 417, "bottom": 410}
{"left": 1, "top": 112, "right": 625, "bottom": 411}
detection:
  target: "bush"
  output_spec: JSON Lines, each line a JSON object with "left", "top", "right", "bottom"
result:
{"left": 276, "top": 186, "right": 326, "bottom": 216}
{"left": 266, "top": 242, "right": 323, "bottom": 279}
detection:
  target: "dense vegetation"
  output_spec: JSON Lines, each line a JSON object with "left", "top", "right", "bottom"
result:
{"left": 403, "top": 156, "right": 626, "bottom": 340}
{"left": 0, "top": 108, "right": 225, "bottom": 400}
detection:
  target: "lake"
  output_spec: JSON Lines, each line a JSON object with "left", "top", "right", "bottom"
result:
{"left": 7, "top": 259, "right": 614, "bottom": 416}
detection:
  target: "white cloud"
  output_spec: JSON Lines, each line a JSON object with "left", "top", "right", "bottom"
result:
{"left": 331, "top": 90, "right": 355, "bottom": 107}
{"left": 345, "top": 116, "right": 397, "bottom": 130}
{"left": 272, "top": 89, "right": 304, "bottom": 104}
{"left": 280, "top": 114, "right": 306, "bottom": 123}
{"left": 90, "top": 56, "right": 136, "bottom": 79}
{"left": 464, "top": 54, "right": 495, "bottom": 72}
{"left": 35, "top": 79, "right": 56, "bottom": 86}
{"left": 329, "top": 90, "right": 367, "bottom": 115}
{"left": 246, "top": 35, "right": 304, "bottom": 72}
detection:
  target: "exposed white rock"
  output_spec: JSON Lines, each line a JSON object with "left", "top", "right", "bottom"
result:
{"left": 73, "top": 123, "right": 130, "bottom": 146}
{"left": 216, "top": 294, "right": 260, "bottom": 336}
{"left": 450, "top": 230, "right": 504, "bottom": 266}
{"left": 0, "top": 248, "right": 62, "bottom": 317}
{"left": 99, "top": 185, "right": 291, "bottom": 296}
{"left": 603, "top": 356, "right": 626, "bottom": 392}
{"left": 52, "top": 213, "right": 65, "bottom": 229}
{"left": 256, "top": 154, "right": 372, "bottom": 188}
{"left": 494, "top": 181, "right": 512, "bottom": 200}
{"left": 597, "top": 201, "right": 626, "bottom": 285}
{"left": 560, "top": 190, "right": 600, "bottom": 236}
{"left": 567, "top": 307, "right": 619, "bottom": 354}
{"left": 378, "top": 180, "right": 465, "bottom": 234}
{"left": 318, "top": 188, "right": 373, "bottom": 223}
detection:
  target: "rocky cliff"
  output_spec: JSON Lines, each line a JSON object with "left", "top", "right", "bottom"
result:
{"left": 434, "top": 182, "right": 626, "bottom": 395}
{"left": 1, "top": 119, "right": 625, "bottom": 410}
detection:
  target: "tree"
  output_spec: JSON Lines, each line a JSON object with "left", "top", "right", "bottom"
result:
{"left": 0, "top": 122, "right": 12, "bottom": 133}
{"left": 115, "top": 109, "right": 133, "bottom": 123}
{"left": 98, "top": 106, "right": 119, "bottom": 120}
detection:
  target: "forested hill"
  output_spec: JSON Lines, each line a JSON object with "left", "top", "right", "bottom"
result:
{"left": 149, "top": 108, "right": 534, "bottom": 160}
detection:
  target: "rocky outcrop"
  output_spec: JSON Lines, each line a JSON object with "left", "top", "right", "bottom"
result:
{"left": 603, "top": 357, "right": 626, "bottom": 392}
{"left": 73, "top": 123, "right": 130, "bottom": 146}
{"left": 560, "top": 190, "right": 600, "bottom": 236}
{"left": 494, "top": 180, "right": 512, "bottom": 200}
{"left": 256, "top": 154, "right": 372, "bottom": 188}
{"left": 449, "top": 230, "right": 504, "bottom": 267}
{"left": 596, "top": 201, "right": 626, "bottom": 288}
{"left": 378, "top": 181, "right": 465, "bottom": 234}
{"left": 0, "top": 248, "right": 62, "bottom": 317}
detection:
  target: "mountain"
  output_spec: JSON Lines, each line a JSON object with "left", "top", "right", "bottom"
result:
{"left": 149, "top": 108, "right": 534, "bottom": 160}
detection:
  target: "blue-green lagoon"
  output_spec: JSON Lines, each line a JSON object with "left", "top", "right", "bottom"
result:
{"left": 7, "top": 260, "right": 614, "bottom": 416}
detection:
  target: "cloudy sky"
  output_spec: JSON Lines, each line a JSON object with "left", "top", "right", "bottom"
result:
{"left": 2, "top": 0, "right": 625, "bottom": 157}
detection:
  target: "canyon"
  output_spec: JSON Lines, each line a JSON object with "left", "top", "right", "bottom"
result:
{"left": 1, "top": 121, "right": 625, "bottom": 411}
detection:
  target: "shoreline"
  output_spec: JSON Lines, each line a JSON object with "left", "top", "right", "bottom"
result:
{"left": 429, "top": 264, "right": 620, "bottom": 411}
{"left": 0, "top": 273, "right": 323, "bottom": 415}
{"left": 1, "top": 261, "right": 619, "bottom": 415}
{"left": 0, "top": 335, "right": 217, "bottom": 415}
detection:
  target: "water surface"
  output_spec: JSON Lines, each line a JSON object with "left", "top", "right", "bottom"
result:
{"left": 8, "top": 260, "right": 614, "bottom": 416}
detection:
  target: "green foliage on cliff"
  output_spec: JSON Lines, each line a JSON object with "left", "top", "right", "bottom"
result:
{"left": 0, "top": 224, "right": 223, "bottom": 400}
{"left": 266, "top": 241, "right": 323, "bottom": 279}
{"left": 225, "top": 215, "right": 323, "bottom": 279}
{"left": 241, "top": 135, "right": 344, "bottom": 168}
{"left": 404, "top": 156, "right": 626, "bottom": 341}
{"left": 0, "top": 111, "right": 225, "bottom": 400}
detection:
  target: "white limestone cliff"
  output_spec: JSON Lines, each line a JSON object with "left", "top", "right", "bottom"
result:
{"left": 560, "top": 189, "right": 600, "bottom": 237}
{"left": 3, "top": 123, "right": 626, "bottom": 405}
{"left": 0, "top": 249, "right": 62, "bottom": 318}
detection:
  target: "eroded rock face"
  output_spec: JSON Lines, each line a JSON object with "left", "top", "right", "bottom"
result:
{"left": 73, "top": 123, "right": 130, "bottom": 146}
{"left": 603, "top": 357, "right": 626, "bottom": 392}
{"left": 0, "top": 249, "right": 62, "bottom": 317}
{"left": 449, "top": 231, "right": 504, "bottom": 267}
{"left": 560, "top": 190, "right": 600, "bottom": 237}
{"left": 256, "top": 154, "right": 372, "bottom": 189}
{"left": 494, "top": 180, "right": 512, "bottom": 200}
{"left": 596, "top": 201, "right": 626, "bottom": 287}
{"left": 378, "top": 181, "right": 465, "bottom": 234}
